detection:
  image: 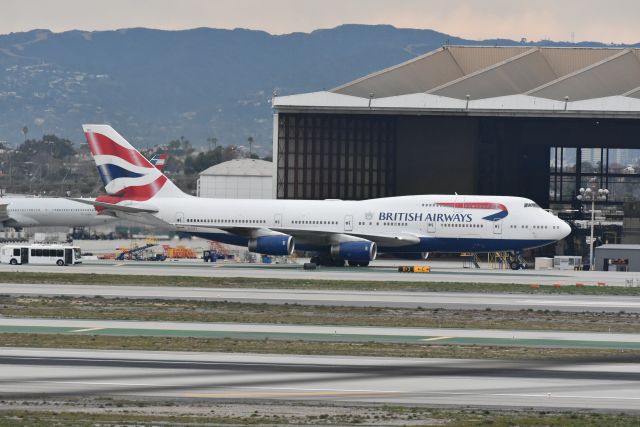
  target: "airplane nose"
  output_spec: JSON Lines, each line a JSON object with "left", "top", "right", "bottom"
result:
{"left": 558, "top": 219, "right": 571, "bottom": 239}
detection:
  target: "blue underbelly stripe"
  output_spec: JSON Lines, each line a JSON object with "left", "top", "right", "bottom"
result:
{"left": 188, "top": 232, "right": 554, "bottom": 254}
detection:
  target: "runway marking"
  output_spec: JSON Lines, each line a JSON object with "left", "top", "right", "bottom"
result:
{"left": 240, "top": 386, "right": 402, "bottom": 393}
{"left": 421, "top": 336, "right": 452, "bottom": 342}
{"left": 186, "top": 390, "right": 400, "bottom": 398}
{"left": 491, "top": 393, "right": 640, "bottom": 401}
{"left": 519, "top": 299, "right": 640, "bottom": 307}
{"left": 29, "top": 380, "right": 153, "bottom": 386}
{"left": 69, "top": 327, "right": 104, "bottom": 333}
{"left": 412, "top": 390, "right": 640, "bottom": 401}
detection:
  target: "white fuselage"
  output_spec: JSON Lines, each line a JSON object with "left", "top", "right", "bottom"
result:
{"left": 1, "top": 197, "right": 116, "bottom": 229}
{"left": 138, "top": 194, "right": 570, "bottom": 253}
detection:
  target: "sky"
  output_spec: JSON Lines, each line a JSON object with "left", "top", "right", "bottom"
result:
{"left": 2, "top": 0, "right": 639, "bottom": 44}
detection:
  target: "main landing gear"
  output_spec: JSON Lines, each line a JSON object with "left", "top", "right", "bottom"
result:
{"left": 508, "top": 252, "right": 527, "bottom": 270}
{"left": 309, "top": 255, "right": 369, "bottom": 267}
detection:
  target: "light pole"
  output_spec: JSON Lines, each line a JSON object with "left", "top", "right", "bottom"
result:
{"left": 577, "top": 186, "right": 608, "bottom": 269}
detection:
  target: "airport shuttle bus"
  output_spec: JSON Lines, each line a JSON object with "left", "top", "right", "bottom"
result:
{"left": 0, "top": 244, "right": 82, "bottom": 266}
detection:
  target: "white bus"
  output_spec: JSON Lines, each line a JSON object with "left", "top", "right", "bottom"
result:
{"left": 0, "top": 244, "right": 82, "bottom": 266}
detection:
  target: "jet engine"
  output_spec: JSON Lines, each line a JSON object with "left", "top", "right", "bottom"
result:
{"left": 330, "top": 240, "right": 377, "bottom": 262}
{"left": 248, "top": 234, "right": 294, "bottom": 256}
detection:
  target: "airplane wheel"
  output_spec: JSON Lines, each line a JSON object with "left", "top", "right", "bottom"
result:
{"left": 9, "top": 259, "right": 17, "bottom": 265}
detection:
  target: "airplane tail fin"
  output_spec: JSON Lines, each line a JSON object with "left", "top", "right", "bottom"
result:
{"left": 82, "top": 124, "right": 188, "bottom": 201}
{"left": 150, "top": 154, "right": 167, "bottom": 172}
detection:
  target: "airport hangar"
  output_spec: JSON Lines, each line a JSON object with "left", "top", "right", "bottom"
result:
{"left": 271, "top": 46, "right": 640, "bottom": 244}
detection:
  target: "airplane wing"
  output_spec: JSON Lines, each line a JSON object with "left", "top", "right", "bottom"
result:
{"left": 172, "top": 222, "right": 420, "bottom": 248}
{"left": 65, "top": 198, "right": 171, "bottom": 229}
{"left": 65, "top": 198, "right": 158, "bottom": 214}
{"left": 276, "top": 228, "right": 421, "bottom": 248}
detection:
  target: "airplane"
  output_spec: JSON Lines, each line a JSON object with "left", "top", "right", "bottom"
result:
{"left": 72, "top": 124, "right": 572, "bottom": 268}
{"left": 0, "top": 154, "right": 166, "bottom": 231}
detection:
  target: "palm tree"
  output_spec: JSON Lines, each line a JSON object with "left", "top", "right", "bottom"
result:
{"left": 206, "top": 137, "right": 218, "bottom": 152}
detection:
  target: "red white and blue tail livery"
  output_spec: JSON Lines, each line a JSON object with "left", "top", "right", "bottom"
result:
{"left": 75, "top": 125, "right": 571, "bottom": 267}
{"left": 150, "top": 154, "right": 167, "bottom": 172}
{"left": 83, "top": 125, "right": 185, "bottom": 203}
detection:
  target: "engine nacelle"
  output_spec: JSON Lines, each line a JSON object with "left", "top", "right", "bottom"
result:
{"left": 248, "top": 235, "right": 294, "bottom": 256}
{"left": 330, "top": 241, "right": 377, "bottom": 262}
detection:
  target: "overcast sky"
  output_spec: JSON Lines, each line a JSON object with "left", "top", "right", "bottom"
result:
{"left": 2, "top": 0, "right": 638, "bottom": 44}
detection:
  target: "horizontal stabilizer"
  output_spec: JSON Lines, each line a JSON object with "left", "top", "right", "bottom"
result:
{"left": 65, "top": 198, "right": 158, "bottom": 214}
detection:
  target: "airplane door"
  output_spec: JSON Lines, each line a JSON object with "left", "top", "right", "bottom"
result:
{"left": 493, "top": 221, "right": 502, "bottom": 235}
{"left": 20, "top": 248, "right": 28, "bottom": 264}
{"left": 454, "top": 196, "right": 464, "bottom": 212}
{"left": 274, "top": 214, "right": 283, "bottom": 227}
{"left": 344, "top": 215, "right": 353, "bottom": 232}
{"left": 176, "top": 212, "right": 184, "bottom": 223}
{"left": 427, "top": 222, "right": 436, "bottom": 233}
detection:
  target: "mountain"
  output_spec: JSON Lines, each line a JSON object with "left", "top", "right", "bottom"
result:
{"left": 0, "top": 25, "right": 636, "bottom": 154}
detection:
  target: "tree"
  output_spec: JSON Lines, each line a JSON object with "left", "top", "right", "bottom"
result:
{"left": 166, "top": 137, "right": 194, "bottom": 157}
{"left": 207, "top": 137, "right": 218, "bottom": 152}
{"left": 16, "top": 135, "right": 76, "bottom": 160}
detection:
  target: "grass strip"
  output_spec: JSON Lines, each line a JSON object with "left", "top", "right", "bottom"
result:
{"left": 3, "top": 295, "right": 640, "bottom": 333}
{"left": 0, "top": 401, "right": 638, "bottom": 427}
{"left": 0, "top": 271, "right": 639, "bottom": 294}
{"left": 2, "top": 333, "right": 640, "bottom": 360}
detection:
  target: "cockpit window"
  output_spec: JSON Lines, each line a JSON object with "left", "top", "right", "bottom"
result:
{"left": 524, "top": 202, "right": 540, "bottom": 208}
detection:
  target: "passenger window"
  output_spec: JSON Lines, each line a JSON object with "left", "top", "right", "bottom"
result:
{"left": 35, "top": 249, "right": 43, "bottom": 257}
{"left": 13, "top": 248, "right": 19, "bottom": 256}
{"left": 57, "top": 249, "right": 63, "bottom": 257}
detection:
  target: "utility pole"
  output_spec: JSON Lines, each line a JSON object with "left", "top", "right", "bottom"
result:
{"left": 247, "top": 137, "right": 254, "bottom": 157}
{"left": 577, "top": 185, "right": 609, "bottom": 269}
{"left": 207, "top": 137, "right": 218, "bottom": 152}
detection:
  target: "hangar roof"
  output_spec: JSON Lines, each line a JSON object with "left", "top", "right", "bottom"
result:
{"left": 199, "top": 159, "right": 273, "bottom": 177}
{"left": 274, "top": 46, "right": 640, "bottom": 118}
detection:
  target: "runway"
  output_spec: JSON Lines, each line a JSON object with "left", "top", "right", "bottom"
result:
{"left": 1, "top": 347, "right": 639, "bottom": 410}
{"left": 3, "top": 282, "right": 640, "bottom": 312}
{"left": 1, "top": 259, "right": 638, "bottom": 286}
{"left": 2, "top": 318, "right": 640, "bottom": 349}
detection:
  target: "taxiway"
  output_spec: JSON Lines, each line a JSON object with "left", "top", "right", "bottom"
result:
{"left": 1, "top": 259, "right": 638, "bottom": 286}
{"left": 1, "top": 347, "right": 639, "bottom": 411}
{"left": 2, "top": 282, "right": 640, "bottom": 312}
{"left": 2, "top": 318, "right": 639, "bottom": 349}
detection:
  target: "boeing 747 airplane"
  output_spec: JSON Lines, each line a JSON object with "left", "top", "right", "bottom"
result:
{"left": 0, "top": 155, "right": 166, "bottom": 231}
{"left": 73, "top": 125, "right": 571, "bottom": 267}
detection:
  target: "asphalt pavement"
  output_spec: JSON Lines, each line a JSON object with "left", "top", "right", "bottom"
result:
{"left": 2, "top": 282, "right": 640, "bottom": 312}
{"left": 1, "top": 347, "right": 639, "bottom": 411}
